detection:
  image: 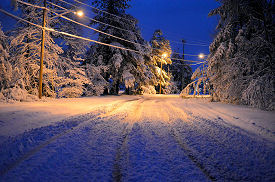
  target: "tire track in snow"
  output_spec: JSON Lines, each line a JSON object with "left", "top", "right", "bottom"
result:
{"left": 164, "top": 102, "right": 216, "bottom": 181}
{"left": 189, "top": 103, "right": 275, "bottom": 141}
{"left": 166, "top": 102, "right": 275, "bottom": 181}
{"left": 118, "top": 100, "right": 210, "bottom": 181}
{"left": 0, "top": 98, "right": 141, "bottom": 177}
{"left": 112, "top": 98, "right": 145, "bottom": 181}
{"left": 112, "top": 124, "right": 131, "bottom": 182}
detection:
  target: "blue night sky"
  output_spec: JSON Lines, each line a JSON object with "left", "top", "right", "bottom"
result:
{"left": 127, "top": 0, "right": 220, "bottom": 69}
{"left": 0, "top": 0, "right": 220, "bottom": 70}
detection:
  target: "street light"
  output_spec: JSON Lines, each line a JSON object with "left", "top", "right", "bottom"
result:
{"left": 74, "top": 10, "right": 84, "bottom": 17}
{"left": 159, "top": 53, "right": 167, "bottom": 94}
{"left": 50, "top": 10, "right": 85, "bottom": 20}
{"left": 198, "top": 53, "right": 205, "bottom": 59}
{"left": 162, "top": 53, "right": 168, "bottom": 59}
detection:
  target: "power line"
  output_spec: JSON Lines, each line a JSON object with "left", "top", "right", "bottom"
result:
{"left": 73, "top": 0, "right": 135, "bottom": 23}
{"left": 61, "top": 0, "right": 212, "bottom": 46}
{"left": 188, "top": 61, "right": 207, "bottom": 66}
{"left": 2, "top": 1, "right": 207, "bottom": 63}
{"left": 58, "top": 0, "right": 131, "bottom": 26}
{"left": 1, "top": 7, "right": 206, "bottom": 65}
{"left": 169, "top": 40, "right": 209, "bottom": 47}
{"left": 0, "top": 8, "right": 141, "bottom": 54}
{"left": 17, "top": 0, "right": 48, "bottom": 10}
{"left": 16, "top": 0, "right": 144, "bottom": 49}
{"left": 46, "top": 2, "right": 202, "bottom": 57}
{"left": 171, "top": 58, "right": 207, "bottom": 63}
{"left": 48, "top": 1, "right": 139, "bottom": 36}
{"left": 49, "top": 10, "right": 146, "bottom": 49}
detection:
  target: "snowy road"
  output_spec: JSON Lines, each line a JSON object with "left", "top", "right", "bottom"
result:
{"left": 0, "top": 95, "right": 274, "bottom": 181}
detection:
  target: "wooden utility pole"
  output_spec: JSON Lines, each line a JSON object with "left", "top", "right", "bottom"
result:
{"left": 159, "top": 60, "right": 163, "bottom": 94}
{"left": 182, "top": 39, "right": 186, "bottom": 60}
{"left": 39, "top": 0, "right": 47, "bottom": 99}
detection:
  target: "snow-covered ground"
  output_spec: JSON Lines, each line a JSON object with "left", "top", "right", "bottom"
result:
{"left": 0, "top": 95, "right": 274, "bottom": 181}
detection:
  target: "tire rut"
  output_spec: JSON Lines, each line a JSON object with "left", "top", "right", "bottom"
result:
{"left": 112, "top": 124, "right": 132, "bottom": 182}
{"left": 166, "top": 103, "right": 274, "bottom": 181}
{"left": 0, "top": 98, "right": 139, "bottom": 177}
{"left": 111, "top": 98, "right": 144, "bottom": 181}
{"left": 170, "top": 127, "right": 216, "bottom": 181}
{"left": 163, "top": 102, "right": 216, "bottom": 181}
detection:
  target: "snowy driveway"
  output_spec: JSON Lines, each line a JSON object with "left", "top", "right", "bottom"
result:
{"left": 0, "top": 95, "right": 274, "bottom": 181}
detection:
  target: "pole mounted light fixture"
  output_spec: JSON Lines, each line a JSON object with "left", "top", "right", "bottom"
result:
{"left": 74, "top": 10, "right": 84, "bottom": 17}
{"left": 50, "top": 10, "right": 85, "bottom": 20}
{"left": 198, "top": 53, "right": 205, "bottom": 59}
{"left": 162, "top": 53, "right": 168, "bottom": 58}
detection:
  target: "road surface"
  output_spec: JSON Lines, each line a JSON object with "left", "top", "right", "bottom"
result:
{"left": 0, "top": 95, "right": 274, "bottom": 181}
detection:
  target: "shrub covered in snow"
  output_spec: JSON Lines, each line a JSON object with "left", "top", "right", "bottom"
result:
{"left": 140, "top": 85, "right": 156, "bottom": 94}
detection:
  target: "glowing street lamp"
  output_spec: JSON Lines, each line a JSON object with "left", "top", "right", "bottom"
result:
{"left": 162, "top": 53, "right": 168, "bottom": 59}
{"left": 74, "top": 10, "right": 84, "bottom": 17}
{"left": 50, "top": 10, "right": 85, "bottom": 20}
{"left": 198, "top": 53, "right": 205, "bottom": 59}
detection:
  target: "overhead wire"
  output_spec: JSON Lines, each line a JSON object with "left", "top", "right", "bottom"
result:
{"left": 17, "top": 0, "right": 48, "bottom": 10}
{"left": 48, "top": 1, "right": 139, "bottom": 35}
{"left": 3, "top": 1, "right": 207, "bottom": 64}
{"left": 188, "top": 61, "right": 207, "bottom": 66}
{"left": 58, "top": 0, "right": 129, "bottom": 26}
{"left": 62, "top": 0, "right": 212, "bottom": 47}
{"left": 46, "top": 2, "right": 203, "bottom": 58}
{"left": 171, "top": 58, "right": 207, "bottom": 63}
{"left": 0, "top": 8, "right": 141, "bottom": 54}
{"left": 73, "top": 0, "right": 135, "bottom": 23}
{"left": 169, "top": 40, "right": 209, "bottom": 46}
{"left": 18, "top": 0, "right": 208, "bottom": 53}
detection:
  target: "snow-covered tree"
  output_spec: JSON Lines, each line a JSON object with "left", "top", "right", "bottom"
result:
{"left": 0, "top": 0, "right": 101, "bottom": 99}
{"left": 6, "top": 1, "right": 65, "bottom": 98}
{"left": 150, "top": 29, "right": 172, "bottom": 94}
{"left": 86, "top": 0, "right": 152, "bottom": 95}
{"left": 0, "top": 21, "right": 39, "bottom": 101}
{"left": 208, "top": 0, "right": 274, "bottom": 110}
{"left": 46, "top": 0, "right": 97, "bottom": 97}
{"left": 0, "top": 24, "right": 11, "bottom": 92}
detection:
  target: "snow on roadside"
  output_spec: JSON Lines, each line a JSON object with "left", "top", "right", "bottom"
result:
{"left": 0, "top": 95, "right": 274, "bottom": 142}
{"left": 0, "top": 96, "right": 137, "bottom": 138}
{"left": 171, "top": 98, "right": 275, "bottom": 142}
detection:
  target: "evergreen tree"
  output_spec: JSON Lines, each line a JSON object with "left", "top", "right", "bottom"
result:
{"left": 7, "top": 1, "right": 63, "bottom": 97}
{"left": 0, "top": 24, "right": 12, "bottom": 92}
{"left": 86, "top": 0, "right": 152, "bottom": 95}
{"left": 150, "top": 30, "right": 172, "bottom": 94}
{"left": 0, "top": 0, "right": 99, "bottom": 99}
{"left": 208, "top": 0, "right": 274, "bottom": 110}
{"left": 47, "top": 0, "right": 94, "bottom": 97}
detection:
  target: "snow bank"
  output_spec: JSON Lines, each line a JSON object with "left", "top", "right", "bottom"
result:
{"left": 0, "top": 96, "right": 135, "bottom": 137}
{"left": 0, "top": 86, "right": 38, "bottom": 102}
